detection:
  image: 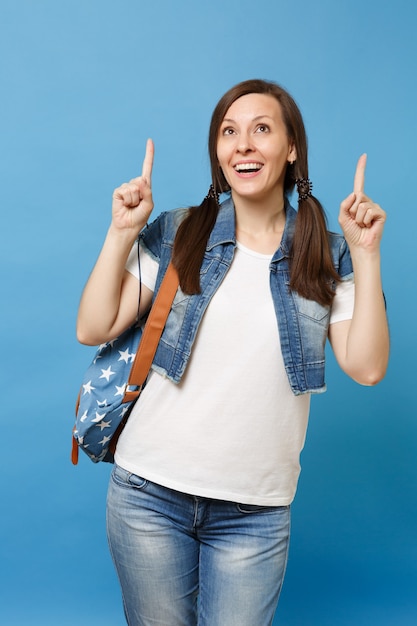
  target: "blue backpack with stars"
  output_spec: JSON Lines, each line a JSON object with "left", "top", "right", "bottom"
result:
{"left": 72, "top": 262, "right": 179, "bottom": 464}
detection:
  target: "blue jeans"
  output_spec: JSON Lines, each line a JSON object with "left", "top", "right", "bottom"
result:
{"left": 106, "top": 464, "right": 290, "bottom": 626}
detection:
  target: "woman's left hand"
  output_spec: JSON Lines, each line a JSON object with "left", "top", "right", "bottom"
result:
{"left": 338, "top": 154, "right": 386, "bottom": 253}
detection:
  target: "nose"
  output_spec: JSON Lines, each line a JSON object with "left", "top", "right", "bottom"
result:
{"left": 236, "top": 131, "right": 254, "bottom": 154}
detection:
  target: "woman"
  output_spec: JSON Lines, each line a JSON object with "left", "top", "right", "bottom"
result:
{"left": 77, "top": 79, "right": 389, "bottom": 625}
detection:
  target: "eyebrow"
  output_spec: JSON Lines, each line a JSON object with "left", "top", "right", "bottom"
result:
{"left": 221, "top": 114, "right": 274, "bottom": 124}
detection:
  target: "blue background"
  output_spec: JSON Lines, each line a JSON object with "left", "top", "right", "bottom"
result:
{"left": 1, "top": 0, "right": 416, "bottom": 624}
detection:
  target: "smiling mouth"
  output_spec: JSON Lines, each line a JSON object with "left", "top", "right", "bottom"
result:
{"left": 234, "top": 162, "right": 263, "bottom": 173}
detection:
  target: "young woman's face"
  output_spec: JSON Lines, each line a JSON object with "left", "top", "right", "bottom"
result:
{"left": 216, "top": 93, "right": 296, "bottom": 203}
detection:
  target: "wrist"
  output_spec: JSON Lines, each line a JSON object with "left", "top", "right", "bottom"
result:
{"left": 350, "top": 249, "right": 384, "bottom": 294}
{"left": 107, "top": 223, "right": 142, "bottom": 246}
{"left": 349, "top": 245, "right": 381, "bottom": 266}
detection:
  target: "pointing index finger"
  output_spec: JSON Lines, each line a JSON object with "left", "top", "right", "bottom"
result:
{"left": 353, "top": 153, "right": 367, "bottom": 194}
{"left": 141, "top": 138, "right": 154, "bottom": 184}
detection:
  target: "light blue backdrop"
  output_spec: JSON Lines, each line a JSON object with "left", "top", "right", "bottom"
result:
{"left": 1, "top": 0, "right": 416, "bottom": 624}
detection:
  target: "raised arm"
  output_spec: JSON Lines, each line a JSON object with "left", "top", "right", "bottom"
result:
{"left": 77, "top": 139, "right": 155, "bottom": 346}
{"left": 328, "top": 154, "right": 389, "bottom": 385}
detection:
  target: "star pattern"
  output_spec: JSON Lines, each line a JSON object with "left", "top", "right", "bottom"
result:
{"left": 74, "top": 325, "right": 144, "bottom": 462}
{"left": 118, "top": 348, "right": 135, "bottom": 364}
{"left": 115, "top": 384, "right": 127, "bottom": 397}
{"left": 99, "top": 366, "right": 116, "bottom": 381}
{"left": 98, "top": 435, "right": 112, "bottom": 447}
{"left": 91, "top": 411, "right": 106, "bottom": 423}
{"left": 82, "top": 380, "right": 95, "bottom": 395}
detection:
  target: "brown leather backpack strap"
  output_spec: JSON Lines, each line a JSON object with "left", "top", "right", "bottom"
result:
{"left": 123, "top": 261, "right": 179, "bottom": 401}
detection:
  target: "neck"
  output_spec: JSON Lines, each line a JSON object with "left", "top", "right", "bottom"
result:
{"left": 232, "top": 194, "right": 286, "bottom": 254}
{"left": 233, "top": 193, "right": 286, "bottom": 236}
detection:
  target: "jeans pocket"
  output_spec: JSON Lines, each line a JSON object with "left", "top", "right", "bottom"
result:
{"left": 111, "top": 464, "right": 148, "bottom": 490}
{"left": 236, "top": 503, "right": 289, "bottom": 514}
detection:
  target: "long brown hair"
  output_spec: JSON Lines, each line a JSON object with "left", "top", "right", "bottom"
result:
{"left": 172, "top": 79, "right": 340, "bottom": 305}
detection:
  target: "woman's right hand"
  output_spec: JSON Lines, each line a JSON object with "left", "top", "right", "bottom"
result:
{"left": 111, "top": 138, "right": 155, "bottom": 231}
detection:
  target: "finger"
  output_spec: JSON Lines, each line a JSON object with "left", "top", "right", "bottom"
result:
{"left": 114, "top": 183, "right": 139, "bottom": 208}
{"left": 141, "top": 138, "right": 154, "bottom": 184}
{"left": 353, "top": 153, "right": 367, "bottom": 194}
{"left": 119, "top": 187, "right": 134, "bottom": 207}
{"left": 340, "top": 192, "right": 355, "bottom": 214}
{"left": 357, "top": 202, "right": 385, "bottom": 228}
{"left": 351, "top": 201, "right": 370, "bottom": 226}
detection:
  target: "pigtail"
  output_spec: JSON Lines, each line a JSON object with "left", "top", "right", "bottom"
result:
{"left": 172, "top": 185, "right": 220, "bottom": 295}
{"left": 289, "top": 168, "right": 340, "bottom": 306}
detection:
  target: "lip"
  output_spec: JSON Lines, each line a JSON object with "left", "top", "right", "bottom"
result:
{"left": 232, "top": 161, "right": 264, "bottom": 178}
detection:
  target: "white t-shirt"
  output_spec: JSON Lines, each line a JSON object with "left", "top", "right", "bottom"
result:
{"left": 115, "top": 241, "right": 354, "bottom": 506}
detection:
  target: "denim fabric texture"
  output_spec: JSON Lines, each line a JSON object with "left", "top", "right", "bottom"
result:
{"left": 140, "top": 195, "right": 353, "bottom": 395}
{"left": 107, "top": 464, "right": 291, "bottom": 626}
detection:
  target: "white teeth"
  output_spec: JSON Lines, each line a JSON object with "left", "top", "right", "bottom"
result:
{"left": 234, "top": 162, "right": 262, "bottom": 172}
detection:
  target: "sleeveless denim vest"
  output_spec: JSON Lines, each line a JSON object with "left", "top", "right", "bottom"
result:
{"left": 139, "top": 196, "right": 353, "bottom": 395}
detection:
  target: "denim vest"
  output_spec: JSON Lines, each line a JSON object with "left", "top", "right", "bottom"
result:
{"left": 140, "top": 196, "right": 353, "bottom": 395}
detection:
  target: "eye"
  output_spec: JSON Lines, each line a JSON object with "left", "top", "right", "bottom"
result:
{"left": 255, "top": 124, "right": 270, "bottom": 133}
{"left": 221, "top": 126, "right": 236, "bottom": 136}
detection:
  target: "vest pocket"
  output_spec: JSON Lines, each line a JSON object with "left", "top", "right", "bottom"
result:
{"left": 291, "top": 291, "right": 330, "bottom": 324}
